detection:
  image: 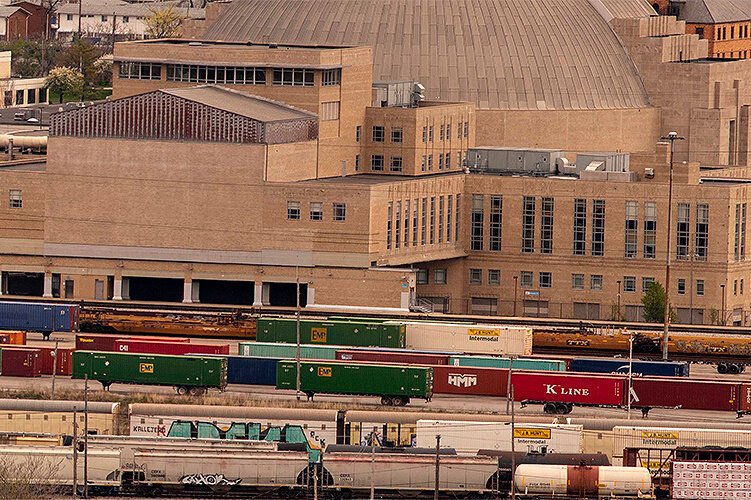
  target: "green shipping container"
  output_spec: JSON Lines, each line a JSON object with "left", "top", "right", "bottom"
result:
{"left": 257, "top": 318, "right": 406, "bottom": 348}
{"left": 448, "top": 355, "right": 566, "bottom": 372}
{"left": 72, "top": 351, "right": 227, "bottom": 393}
{"left": 238, "top": 342, "right": 341, "bottom": 360}
{"left": 276, "top": 360, "right": 433, "bottom": 405}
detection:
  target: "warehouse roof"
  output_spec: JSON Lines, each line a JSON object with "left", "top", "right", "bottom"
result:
{"left": 679, "top": 0, "right": 751, "bottom": 23}
{"left": 203, "top": 0, "right": 652, "bottom": 111}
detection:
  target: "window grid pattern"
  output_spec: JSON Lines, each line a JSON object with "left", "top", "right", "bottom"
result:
{"left": 540, "top": 197, "right": 553, "bottom": 254}
{"left": 386, "top": 202, "right": 392, "bottom": 250}
{"left": 624, "top": 201, "right": 637, "bottom": 258}
{"left": 572, "top": 274, "right": 584, "bottom": 289}
{"left": 395, "top": 201, "right": 401, "bottom": 249}
{"left": 166, "top": 64, "right": 264, "bottom": 84}
{"left": 471, "top": 195, "right": 484, "bottom": 251}
{"left": 573, "top": 199, "right": 586, "bottom": 255}
{"left": 120, "top": 62, "right": 161, "bottom": 80}
{"left": 404, "top": 201, "right": 410, "bottom": 248}
{"left": 272, "top": 68, "right": 314, "bottom": 86}
{"left": 489, "top": 195, "right": 502, "bottom": 251}
{"left": 735, "top": 203, "right": 747, "bottom": 261}
{"left": 429, "top": 197, "right": 436, "bottom": 244}
{"left": 438, "top": 196, "right": 445, "bottom": 243}
{"left": 421, "top": 198, "right": 427, "bottom": 245}
{"left": 321, "top": 68, "right": 341, "bottom": 86}
{"left": 447, "top": 195, "right": 453, "bottom": 243}
{"left": 623, "top": 276, "right": 636, "bottom": 292}
{"left": 412, "top": 200, "right": 418, "bottom": 247}
{"left": 522, "top": 196, "right": 535, "bottom": 253}
{"left": 591, "top": 200, "right": 605, "bottom": 256}
{"left": 695, "top": 203, "right": 709, "bottom": 261}
{"left": 677, "top": 203, "right": 690, "bottom": 260}
{"left": 644, "top": 202, "right": 657, "bottom": 259}
{"left": 455, "top": 195, "right": 461, "bottom": 242}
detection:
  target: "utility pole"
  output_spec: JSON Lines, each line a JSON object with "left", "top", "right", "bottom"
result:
{"left": 370, "top": 426, "right": 377, "bottom": 500}
{"left": 51, "top": 340, "right": 59, "bottom": 397}
{"left": 72, "top": 407, "right": 78, "bottom": 498}
{"left": 505, "top": 356, "right": 514, "bottom": 415}
{"left": 295, "top": 265, "right": 301, "bottom": 401}
{"left": 76, "top": 0, "right": 82, "bottom": 42}
{"left": 434, "top": 434, "right": 441, "bottom": 500}
{"left": 510, "top": 385, "right": 516, "bottom": 500}
{"left": 627, "top": 333, "right": 634, "bottom": 420}
{"left": 660, "top": 131, "right": 684, "bottom": 360}
{"left": 83, "top": 374, "right": 89, "bottom": 498}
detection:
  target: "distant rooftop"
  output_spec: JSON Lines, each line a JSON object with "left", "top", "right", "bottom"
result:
{"left": 120, "top": 39, "right": 354, "bottom": 50}
{"left": 57, "top": 0, "right": 204, "bottom": 19}
{"left": 679, "top": 0, "right": 751, "bottom": 23}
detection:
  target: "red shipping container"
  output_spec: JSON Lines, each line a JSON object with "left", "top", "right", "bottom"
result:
{"left": 75, "top": 334, "right": 190, "bottom": 351}
{"left": 114, "top": 339, "right": 229, "bottom": 355}
{"left": 432, "top": 365, "right": 509, "bottom": 396}
{"left": 35, "top": 346, "right": 74, "bottom": 375}
{"left": 7, "top": 331, "right": 25, "bottom": 345}
{"left": 1, "top": 347, "right": 41, "bottom": 377}
{"left": 630, "top": 378, "right": 739, "bottom": 412}
{"left": 0, "top": 334, "right": 10, "bottom": 344}
{"left": 512, "top": 372, "right": 624, "bottom": 406}
{"left": 739, "top": 384, "right": 751, "bottom": 414}
{"left": 336, "top": 350, "right": 449, "bottom": 365}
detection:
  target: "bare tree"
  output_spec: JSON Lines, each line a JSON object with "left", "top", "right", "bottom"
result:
{"left": 0, "top": 453, "right": 65, "bottom": 500}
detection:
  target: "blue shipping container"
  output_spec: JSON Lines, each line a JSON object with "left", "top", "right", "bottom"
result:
{"left": 227, "top": 356, "right": 279, "bottom": 385}
{"left": 0, "top": 301, "right": 79, "bottom": 337}
{"left": 568, "top": 358, "right": 690, "bottom": 377}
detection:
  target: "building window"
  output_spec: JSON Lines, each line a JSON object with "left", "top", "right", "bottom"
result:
{"left": 372, "top": 126, "right": 385, "bottom": 142}
{"left": 39, "top": 88, "right": 47, "bottom": 103}
{"left": 391, "top": 127, "right": 403, "bottom": 143}
{"left": 455, "top": 194, "right": 461, "bottom": 242}
{"left": 446, "top": 195, "right": 453, "bottom": 243}
{"left": 735, "top": 203, "right": 747, "bottom": 261}
{"left": 26, "top": 89, "right": 35, "bottom": 105}
{"left": 355, "top": 154, "right": 360, "bottom": 171}
{"left": 101, "top": 15, "right": 107, "bottom": 22}
{"left": 395, "top": 201, "right": 401, "bottom": 249}
{"left": 696, "top": 279, "right": 705, "bottom": 296}
{"left": 678, "top": 278, "right": 686, "bottom": 295}
{"left": 123, "top": 16, "right": 129, "bottom": 22}
{"left": 66, "top": 14, "right": 72, "bottom": 20}
{"left": 446, "top": 123, "right": 451, "bottom": 138}
{"left": 119, "top": 61, "right": 161, "bottom": 80}
{"left": 371, "top": 155, "right": 384, "bottom": 171}
{"left": 309, "top": 202, "right": 323, "bottom": 221}
{"left": 695, "top": 27, "right": 704, "bottom": 38}
{"left": 333, "top": 203, "right": 346, "bottom": 221}
{"left": 9, "top": 189, "right": 21, "bottom": 208}
{"left": 287, "top": 201, "right": 300, "bottom": 220}
{"left": 416, "top": 269, "right": 428, "bottom": 285}
{"left": 489, "top": 195, "right": 502, "bottom": 251}
{"left": 166, "top": 64, "right": 266, "bottom": 85}
{"left": 434, "top": 269, "right": 447, "bottom": 285}
{"left": 404, "top": 201, "right": 410, "bottom": 247}
{"left": 272, "top": 68, "right": 314, "bottom": 86}
{"left": 742, "top": 279, "right": 745, "bottom": 295}
{"left": 644, "top": 201, "right": 656, "bottom": 259}
{"left": 446, "top": 153, "right": 451, "bottom": 169}
{"left": 412, "top": 199, "right": 418, "bottom": 247}
{"left": 320, "top": 101, "right": 340, "bottom": 120}
{"left": 427, "top": 155, "right": 433, "bottom": 171}
{"left": 624, "top": 200, "right": 637, "bottom": 258}
{"left": 458, "top": 122, "right": 462, "bottom": 139}
{"left": 438, "top": 196, "right": 444, "bottom": 243}
{"left": 389, "top": 156, "right": 402, "bottom": 172}
{"left": 677, "top": 203, "right": 690, "bottom": 260}
{"left": 695, "top": 203, "right": 708, "bottom": 261}
{"left": 540, "top": 197, "right": 553, "bottom": 254}
{"left": 623, "top": 276, "right": 636, "bottom": 292}
{"left": 15, "top": 89, "right": 23, "bottom": 105}
{"left": 440, "top": 124, "right": 445, "bottom": 141}
{"left": 429, "top": 197, "right": 435, "bottom": 244}
{"left": 573, "top": 198, "right": 586, "bottom": 255}
{"left": 421, "top": 198, "right": 427, "bottom": 245}
{"left": 438, "top": 154, "right": 444, "bottom": 170}
{"left": 471, "top": 194, "right": 484, "bottom": 251}
{"left": 469, "top": 268, "right": 482, "bottom": 285}
{"left": 522, "top": 196, "right": 535, "bottom": 253}
{"left": 591, "top": 275, "right": 603, "bottom": 290}
{"left": 572, "top": 274, "right": 584, "bottom": 289}
{"left": 422, "top": 126, "right": 427, "bottom": 143}
{"left": 592, "top": 200, "right": 605, "bottom": 256}
{"left": 520, "top": 271, "right": 533, "bottom": 287}
{"left": 356, "top": 126, "right": 361, "bottom": 143}
{"left": 642, "top": 277, "right": 655, "bottom": 292}
{"left": 539, "top": 272, "right": 552, "bottom": 288}
{"left": 321, "top": 68, "right": 341, "bottom": 86}
{"left": 488, "top": 269, "right": 500, "bottom": 285}
{"left": 421, "top": 156, "right": 427, "bottom": 172}
{"left": 464, "top": 121, "right": 469, "bottom": 138}
{"left": 429, "top": 126, "right": 434, "bottom": 142}
{"left": 735, "top": 279, "right": 739, "bottom": 296}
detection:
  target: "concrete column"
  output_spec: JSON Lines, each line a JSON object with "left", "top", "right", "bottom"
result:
{"left": 113, "top": 276, "right": 123, "bottom": 301}
{"left": 306, "top": 286, "right": 315, "bottom": 307}
{"left": 400, "top": 290, "right": 411, "bottom": 310}
{"left": 121, "top": 278, "right": 130, "bottom": 300}
{"left": 191, "top": 281, "right": 200, "bottom": 303}
{"left": 183, "top": 277, "right": 193, "bottom": 303}
{"left": 42, "top": 273, "right": 53, "bottom": 298}
{"left": 252, "top": 282, "right": 264, "bottom": 306}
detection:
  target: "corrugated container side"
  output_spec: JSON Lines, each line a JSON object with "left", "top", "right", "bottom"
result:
{"left": 336, "top": 350, "right": 449, "bottom": 365}
{"left": 227, "top": 356, "right": 278, "bottom": 385}
{"left": 740, "top": 384, "right": 751, "bottom": 413}
{"left": 402, "top": 322, "right": 532, "bottom": 356}
{"left": 114, "top": 340, "right": 230, "bottom": 356}
{"left": 34, "top": 346, "right": 74, "bottom": 375}
{"left": 448, "top": 355, "right": 566, "bottom": 371}
{"left": 569, "top": 358, "right": 688, "bottom": 377}
{"left": 432, "top": 365, "right": 508, "bottom": 396}
{"left": 239, "top": 342, "right": 340, "bottom": 360}
{"left": 0, "top": 347, "right": 41, "bottom": 377}
{"left": 75, "top": 334, "right": 120, "bottom": 351}
{"left": 512, "top": 372, "right": 624, "bottom": 406}
{"left": 630, "top": 378, "right": 737, "bottom": 411}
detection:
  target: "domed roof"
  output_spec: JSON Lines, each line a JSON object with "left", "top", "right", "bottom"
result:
{"left": 204, "top": 0, "right": 654, "bottom": 110}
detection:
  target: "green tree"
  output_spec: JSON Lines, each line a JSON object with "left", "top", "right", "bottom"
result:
{"left": 44, "top": 67, "right": 84, "bottom": 103}
{"left": 641, "top": 281, "right": 676, "bottom": 323}
{"left": 0, "top": 37, "right": 63, "bottom": 77}
{"left": 59, "top": 40, "right": 103, "bottom": 100}
{"left": 145, "top": 6, "right": 183, "bottom": 38}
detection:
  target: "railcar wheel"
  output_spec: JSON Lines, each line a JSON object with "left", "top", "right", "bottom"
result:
{"left": 555, "top": 402, "right": 569, "bottom": 414}
{"left": 729, "top": 364, "right": 741, "bottom": 375}
{"left": 188, "top": 387, "right": 204, "bottom": 396}
{"left": 381, "top": 396, "right": 393, "bottom": 406}
{"left": 392, "top": 396, "right": 405, "bottom": 406}
{"left": 543, "top": 402, "right": 557, "bottom": 414}
{"left": 717, "top": 363, "right": 729, "bottom": 374}
{"left": 176, "top": 386, "right": 188, "bottom": 395}
{"left": 565, "top": 403, "right": 573, "bottom": 414}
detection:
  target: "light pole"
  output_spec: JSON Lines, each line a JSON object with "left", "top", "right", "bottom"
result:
{"left": 512, "top": 275, "right": 518, "bottom": 316}
{"left": 627, "top": 333, "right": 634, "bottom": 420}
{"left": 616, "top": 280, "right": 622, "bottom": 322}
{"left": 661, "top": 131, "right": 685, "bottom": 360}
{"left": 721, "top": 283, "right": 727, "bottom": 326}
{"left": 295, "top": 265, "right": 301, "bottom": 401}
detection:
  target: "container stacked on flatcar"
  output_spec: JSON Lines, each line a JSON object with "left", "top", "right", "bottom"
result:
{"left": 0, "top": 301, "right": 79, "bottom": 338}
{"left": 257, "top": 318, "right": 405, "bottom": 347}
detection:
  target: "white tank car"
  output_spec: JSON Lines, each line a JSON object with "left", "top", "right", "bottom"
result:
{"left": 514, "top": 464, "right": 653, "bottom": 498}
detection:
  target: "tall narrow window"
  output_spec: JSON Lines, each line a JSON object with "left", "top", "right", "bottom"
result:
{"left": 742, "top": 203, "right": 747, "bottom": 261}
{"left": 573, "top": 199, "right": 586, "bottom": 255}
{"left": 695, "top": 203, "right": 709, "bottom": 261}
{"left": 447, "top": 195, "right": 453, "bottom": 243}
{"left": 455, "top": 194, "right": 461, "bottom": 242}
{"left": 8, "top": 189, "right": 21, "bottom": 209}
{"left": 735, "top": 203, "right": 747, "bottom": 261}
{"left": 412, "top": 199, "right": 418, "bottom": 247}
{"left": 522, "top": 196, "right": 535, "bottom": 253}
{"left": 591, "top": 200, "right": 605, "bottom": 256}
{"left": 386, "top": 202, "right": 393, "bottom": 250}
{"left": 438, "top": 196, "right": 445, "bottom": 243}
{"left": 429, "top": 197, "right": 436, "bottom": 244}
{"left": 287, "top": 201, "right": 300, "bottom": 220}
{"left": 540, "top": 197, "right": 553, "bottom": 254}
{"left": 471, "top": 195, "right": 484, "bottom": 251}
{"left": 395, "top": 201, "right": 401, "bottom": 249}
{"left": 644, "top": 202, "right": 656, "bottom": 259}
{"left": 421, "top": 198, "right": 427, "bottom": 245}
{"left": 404, "top": 200, "right": 410, "bottom": 248}
{"left": 624, "top": 201, "right": 638, "bottom": 258}
{"left": 676, "top": 203, "right": 690, "bottom": 260}
{"left": 490, "top": 195, "right": 502, "bottom": 251}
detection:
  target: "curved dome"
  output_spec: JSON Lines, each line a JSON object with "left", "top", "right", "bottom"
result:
{"left": 204, "top": 0, "right": 653, "bottom": 110}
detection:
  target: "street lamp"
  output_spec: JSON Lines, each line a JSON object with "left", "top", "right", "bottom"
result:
{"left": 512, "top": 275, "right": 518, "bottom": 316}
{"left": 616, "top": 280, "right": 622, "bottom": 321}
{"left": 660, "top": 131, "right": 685, "bottom": 360}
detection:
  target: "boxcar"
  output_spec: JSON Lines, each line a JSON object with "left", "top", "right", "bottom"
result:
{"left": 257, "top": 318, "right": 405, "bottom": 348}
{"left": 0, "top": 301, "right": 79, "bottom": 338}
{"left": 276, "top": 360, "right": 432, "bottom": 406}
{"left": 72, "top": 351, "right": 227, "bottom": 395}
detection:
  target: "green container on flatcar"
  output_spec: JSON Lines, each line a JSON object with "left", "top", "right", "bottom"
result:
{"left": 448, "top": 355, "right": 566, "bottom": 371}
{"left": 257, "top": 318, "right": 406, "bottom": 348}
{"left": 72, "top": 351, "right": 227, "bottom": 389}
{"left": 238, "top": 342, "right": 341, "bottom": 360}
{"left": 276, "top": 360, "right": 433, "bottom": 401}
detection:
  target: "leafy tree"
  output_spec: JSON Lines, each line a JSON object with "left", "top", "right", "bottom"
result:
{"left": 59, "top": 40, "right": 103, "bottom": 99}
{"left": 145, "top": 6, "right": 183, "bottom": 38}
{"left": 44, "top": 67, "right": 84, "bottom": 103}
{"left": 641, "top": 281, "right": 676, "bottom": 323}
{"left": 0, "top": 38, "right": 63, "bottom": 77}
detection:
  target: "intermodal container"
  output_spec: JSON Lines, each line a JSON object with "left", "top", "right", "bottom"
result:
{"left": 0, "top": 347, "right": 40, "bottom": 377}
{"left": 239, "top": 342, "right": 341, "bottom": 360}
{"left": 6, "top": 331, "right": 25, "bottom": 345}
{"left": 257, "top": 318, "right": 405, "bottom": 348}
{"left": 512, "top": 372, "right": 624, "bottom": 406}
{"left": 227, "top": 356, "right": 278, "bottom": 385}
{"left": 276, "top": 360, "right": 433, "bottom": 400}
{"left": 336, "top": 349, "right": 449, "bottom": 365}
{"left": 72, "top": 351, "right": 227, "bottom": 389}
{"left": 36, "top": 346, "right": 74, "bottom": 375}
{"left": 448, "top": 355, "right": 566, "bottom": 372}
{"left": 393, "top": 321, "right": 533, "bottom": 356}
{"left": 740, "top": 383, "right": 751, "bottom": 414}
{"left": 432, "top": 365, "right": 508, "bottom": 396}
{"left": 114, "top": 339, "right": 229, "bottom": 355}
{"left": 568, "top": 358, "right": 690, "bottom": 377}
{"left": 75, "top": 334, "right": 190, "bottom": 352}
{"left": 0, "top": 301, "right": 79, "bottom": 334}
{"left": 630, "top": 378, "right": 738, "bottom": 411}
{"left": 673, "top": 461, "right": 751, "bottom": 498}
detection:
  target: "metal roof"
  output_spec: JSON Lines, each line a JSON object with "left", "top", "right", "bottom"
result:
{"left": 598, "top": 0, "right": 656, "bottom": 18}
{"left": 679, "top": 0, "right": 751, "bottom": 23}
{"left": 203, "top": 0, "right": 652, "bottom": 111}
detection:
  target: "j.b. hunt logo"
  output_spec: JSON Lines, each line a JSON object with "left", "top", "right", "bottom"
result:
{"left": 448, "top": 373, "right": 477, "bottom": 388}
{"left": 544, "top": 384, "right": 590, "bottom": 396}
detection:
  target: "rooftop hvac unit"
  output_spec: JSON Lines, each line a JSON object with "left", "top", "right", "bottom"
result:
{"left": 466, "top": 147, "right": 563, "bottom": 175}
{"left": 372, "top": 81, "right": 422, "bottom": 107}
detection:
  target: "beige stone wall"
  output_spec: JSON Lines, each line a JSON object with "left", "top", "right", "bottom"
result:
{"left": 0, "top": 168, "right": 44, "bottom": 256}
{"left": 266, "top": 141, "right": 318, "bottom": 182}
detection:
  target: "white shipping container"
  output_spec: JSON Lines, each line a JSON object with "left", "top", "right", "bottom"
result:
{"left": 393, "top": 321, "right": 533, "bottom": 355}
{"left": 415, "top": 420, "right": 583, "bottom": 454}
{"left": 673, "top": 462, "right": 751, "bottom": 498}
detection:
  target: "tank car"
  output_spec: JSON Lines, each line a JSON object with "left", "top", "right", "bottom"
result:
{"left": 514, "top": 464, "right": 653, "bottom": 498}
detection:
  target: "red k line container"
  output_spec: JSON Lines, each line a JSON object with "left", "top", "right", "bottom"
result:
{"left": 114, "top": 339, "right": 230, "bottom": 355}
{"left": 0, "top": 347, "right": 41, "bottom": 377}
{"left": 36, "top": 346, "right": 74, "bottom": 375}
{"left": 631, "top": 377, "right": 739, "bottom": 411}
{"left": 335, "top": 349, "right": 450, "bottom": 366}
{"left": 512, "top": 372, "right": 624, "bottom": 406}
{"left": 432, "top": 365, "right": 509, "bottom": 396}
{"left": 75, "top": 334, "right": 190, "bottom": 352}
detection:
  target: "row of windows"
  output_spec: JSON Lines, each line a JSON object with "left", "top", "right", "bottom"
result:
{"left": 119, "top": 62, "right": 161, "bottom": 80}
{"left": 166, "top": 64, "right": 266, "bottom": 85}
{"left": 421, "top": 152, "right": 457, "bottom": 172}
{"left": 287, "top": 202, "right": 346, "bottom": 221}
{"left": 386, "top": 195, "right": 460, "bottom": 250}
{"left": 65, "top": 14, "right": 139, "bottom": 22}
{"left": 368, "top": 126, "right": 402, "bottom": 143}
{"left": 3, "top": 88, "right": 46, "bottom": 108}
{"left": 370, "top": 155, "right": 402, "bottom": 172}
{"left": 422, "top": 122, "right": 469, "bottom": 143}
{"left": 715, "top": 24, "right": 750, "bottom": 41}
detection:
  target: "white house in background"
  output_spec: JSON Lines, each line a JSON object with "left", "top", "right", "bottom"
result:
{"left": 55, "top": 0, "right": 204, "bottom": 41}
{"left": 0, "top": 51, "right": 47, "bottom": 108}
